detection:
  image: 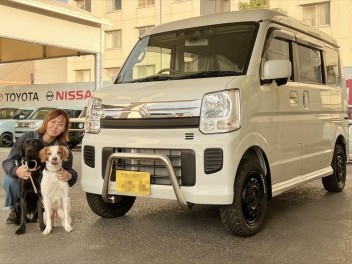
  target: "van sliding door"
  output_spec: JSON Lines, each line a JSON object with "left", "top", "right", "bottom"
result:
{"left": 295, "top": 36, "right": 332, "bottom": 175}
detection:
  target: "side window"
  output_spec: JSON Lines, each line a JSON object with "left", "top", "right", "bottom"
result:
{"left": 264, "top": 38, "right": 293, "bottom": 80}
{"left": 297, "top": 45, "right": 323, "bottom": 84}
{"left": 325, "top": 47, "right": 339, "bottom": 86}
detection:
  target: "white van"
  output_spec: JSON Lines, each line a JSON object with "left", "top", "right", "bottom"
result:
{"left": 67, "top": 107, "right": 87, "bottom": 149}
{"left": 81, "top": 10, "right": 348, "bottom": 236}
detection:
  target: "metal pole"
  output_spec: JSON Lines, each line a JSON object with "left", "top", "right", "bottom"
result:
{"left": 95, "top": 52, "right": 102, "bottom": 91}
{"left": 160, "top": 0, "right": 162, "bottom": 24}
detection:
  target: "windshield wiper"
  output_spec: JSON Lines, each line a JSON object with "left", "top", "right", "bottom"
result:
{"left": 176, "top": 71, "right": 239, "bottom": 80}
{"left": 125, "top": 71, "right": 239, "bottom": 83}
{"left": 127, "top": 75, "right": 176, "bottom": 83}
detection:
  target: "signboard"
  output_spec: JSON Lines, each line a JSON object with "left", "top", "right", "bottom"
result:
{"left": 0, "top": 82, "right": 96, "bottom": 108}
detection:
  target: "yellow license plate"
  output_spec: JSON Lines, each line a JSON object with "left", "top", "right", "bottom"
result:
{"left": 116, "top": 170, "right": 150, "bottom": 196}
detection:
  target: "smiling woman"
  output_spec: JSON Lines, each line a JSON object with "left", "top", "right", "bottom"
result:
{"left": 2, "top": 109, "right": 78, "bottom": 225}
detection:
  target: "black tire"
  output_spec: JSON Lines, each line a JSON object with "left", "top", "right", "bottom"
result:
{"left": 219, "top": 160, "right": 268, "bottom": 237}
{"left": 86, "top": 193, "right": 136, "bottom": 218}
{"left": 322, "top": 144, "right": 346, "bottom": 192}
{"left": 0, "top": 133, "right": 13, "bottom": 147}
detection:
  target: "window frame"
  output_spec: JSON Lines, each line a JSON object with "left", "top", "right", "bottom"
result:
{"left": 75, "top": 0, "right": 91, "bottom": 12}
{"left": 296, "top": 43, "right": 324, "bottom": 84}
{"left": 323, "top": 46, "right": 340, "bottom": 87}
{"left": 105, "top": 0, "right": 122, "bottom": 13}
{"left": 75, "top": 69, "right": 91, "bottom": 82}
{"left": 261, "top": 28, "right": 295, "bottom": 83}
{"left": 137, "top": 26, "right": 154, "bottom": 38}
{"left": 302, "top": 2, "right": 330, "bottom": 27}
{"left": 138, "top": 0, "right": 155, "bottom": 8}
{"left": 105, "top": 30, "right": 122, "bottom": 49}
{"left": 103, "top": 67, "right": 121, "bottom": 81}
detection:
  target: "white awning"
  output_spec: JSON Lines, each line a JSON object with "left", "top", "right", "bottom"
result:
{"left": 0, "top": 0, "right": 111, "bottom": 63}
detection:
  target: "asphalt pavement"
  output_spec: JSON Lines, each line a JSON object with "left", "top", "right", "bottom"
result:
{"left": 0, "top": 147, "right": 352, "bottom": 264}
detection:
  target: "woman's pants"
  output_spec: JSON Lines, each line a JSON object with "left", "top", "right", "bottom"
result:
{"left": 2, "top": 175, "right": 20, "bottom": 211}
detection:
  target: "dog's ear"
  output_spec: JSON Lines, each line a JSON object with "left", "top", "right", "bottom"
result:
{"left": 60, "top": 146, "right": 69, "bottom": 161}
{"left": 20, "top": 139, "right": 27, "bottom": 157}
{"left": 39, "top": 147, "right": 48, "bottom": 162}
{"left": 37, "top": 140, "right": 44, "bottom": 151}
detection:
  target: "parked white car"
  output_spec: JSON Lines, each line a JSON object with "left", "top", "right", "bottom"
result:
{"left": 0, "top": 107, "right": 34, "bottom": 147}
{"left": 0, "top": 107, "right": 17, "bottom": 120}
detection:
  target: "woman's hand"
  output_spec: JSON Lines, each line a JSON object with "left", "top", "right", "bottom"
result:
{"left": 57, "top": 168, "right": 72, "bottom": 182}
{"left": 15, "top": 165, "right": 31, "bottom": 180}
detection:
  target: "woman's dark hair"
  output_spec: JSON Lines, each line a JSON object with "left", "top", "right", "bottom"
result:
{"left": 37, "top": 109, "right": 70, "bottom": 144}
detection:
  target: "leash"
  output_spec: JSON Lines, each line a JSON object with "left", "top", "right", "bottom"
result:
{"left": 22, "top": 160, "right": 39, "bottom": 194}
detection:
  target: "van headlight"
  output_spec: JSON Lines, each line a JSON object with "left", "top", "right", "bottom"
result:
{"left": 85, "top": 97, "right": 102, "bottom": 134}
{"left": 200, "top": 90, "right": 241, "bottom": 134}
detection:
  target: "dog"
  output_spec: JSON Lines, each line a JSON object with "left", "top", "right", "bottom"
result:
{"left": 15, "top": 138, "right": 45, "bottom": 235}
{"left": 39, "top": 145, "right": 73, "bottom": 235}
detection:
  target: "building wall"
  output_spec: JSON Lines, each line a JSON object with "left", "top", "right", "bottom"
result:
{"left": 63, "top": 0, "right": 352, "bottom": 83}
{"left": 270, "top": 0, "right": 352, "bottom": 67}
{"left": 34, "top": 58, "right": 67, "bottom": 84}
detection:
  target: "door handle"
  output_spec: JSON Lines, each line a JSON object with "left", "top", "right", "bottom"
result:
{"left": 303, "top": 90, "right": 309, "bottom": 109}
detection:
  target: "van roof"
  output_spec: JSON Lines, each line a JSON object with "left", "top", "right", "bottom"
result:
{"left": 145, "top": 9, "right": 338, "bottom": 46}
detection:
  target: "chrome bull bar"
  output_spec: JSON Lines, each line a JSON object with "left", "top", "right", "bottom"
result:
{"left": 102, "top": 153, "right": 192, "bottom": 210}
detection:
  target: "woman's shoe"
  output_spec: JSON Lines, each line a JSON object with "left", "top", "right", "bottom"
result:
{"left": 6, "top": 209, "right": 17, "bottom": 224}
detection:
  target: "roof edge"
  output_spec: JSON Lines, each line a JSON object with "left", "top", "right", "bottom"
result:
{"left": 11, "top": 0, "right": 112, "bottom": 26}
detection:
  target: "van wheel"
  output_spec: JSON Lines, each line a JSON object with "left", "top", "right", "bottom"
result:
{"left": 0, "top": 133, "right": 13, "bottom": 147}
{"left": 86, "top": 193, "right": 136, "bottom": 218}
{"left": 219, "top": 160, "right": 268, "bottom": 237}
{"left": 322, "top": 144, "right": 346, "bottom": 192}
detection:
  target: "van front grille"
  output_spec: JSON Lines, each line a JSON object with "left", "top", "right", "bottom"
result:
{"left": 102, "top": 147, "right": 196, "bottom": 186}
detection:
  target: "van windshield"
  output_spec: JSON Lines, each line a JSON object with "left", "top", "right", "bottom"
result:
{"left": 117, "top": 23, "right": 258, "bottom": 83}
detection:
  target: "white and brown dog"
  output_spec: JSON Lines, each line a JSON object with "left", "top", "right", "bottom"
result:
{"left": 39, "top": 145, "right": 73, "bottom": 235}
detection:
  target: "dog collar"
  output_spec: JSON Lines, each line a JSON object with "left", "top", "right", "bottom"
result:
{"left": 44, "top": 166, "right": 62, "bottom": 173}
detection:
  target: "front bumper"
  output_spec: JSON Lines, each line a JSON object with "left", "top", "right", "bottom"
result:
{"left": 81, "top": 128, "right": 240, "bottom": 205}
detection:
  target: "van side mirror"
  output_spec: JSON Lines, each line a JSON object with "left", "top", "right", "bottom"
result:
{"left": 262, "top": 60, "right": 291, "bottom": 86}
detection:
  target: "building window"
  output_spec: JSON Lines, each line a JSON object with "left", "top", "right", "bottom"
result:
{"left": 138, "top": 0, "right": 155, "bottom": 7}
{"left": 302, "top": 2, "right": 330, "bottom": 27}
{"left": 75, "top": 0, "right": 91, "bottom": 12}
{"left": 103, "top": 67, "right": 120, "bottom": 80}
{"left": 220, "top": 0, "right": 231, "bottom": 12}
{"left": 137, "top": 26, "right": 154, "bottom": 38}
{"left": 105, "top": 0, "right": 121, "bottom": 12}
{"left": 76, "top": 69, "right": 91, "bottom": 82}
{"left": 105, "top": 30, "right": 122, "bottom": 49}
{"left": 201, "top": 0, "right": 231, "bottom": 16}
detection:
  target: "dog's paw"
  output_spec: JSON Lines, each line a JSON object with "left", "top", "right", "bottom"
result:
{"left": 15, "top": 227, "right": 26, "bottom": 235}
{"left": 42, "top": 226, "right": 52, "bottom": 235}
{"left": 64, "top": 225, "right": 73, "bottom": 233}
{"left": 39, "top": 223, "right": 46, "bottom": 232}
